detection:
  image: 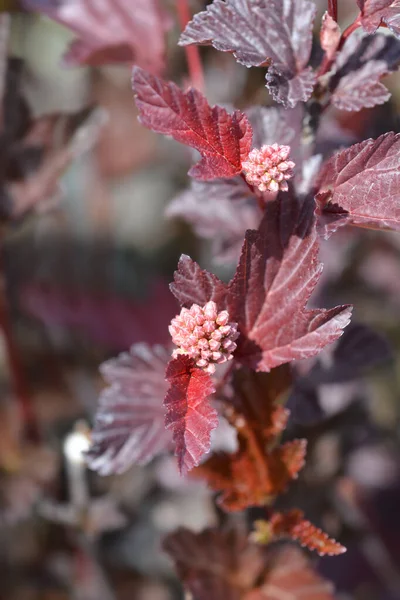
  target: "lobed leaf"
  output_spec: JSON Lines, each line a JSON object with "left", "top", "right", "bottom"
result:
{"left": 170, "top": 254, "right": 228, "bottom": 310}
{"left": 358, "top": 0, "right": 400, "bottom": 36}
{"left": 329, "top": 33, "right": 400, "bottom": 112}
{"left": 179, "top": 0, "right": 317, "bottom": 108}
{"left": 86, "top": 344, "right": 171, "bottom": 475}
{"left": 164, "top": 355, "right": 217, "bottom": 475}
{"left": 227, "top": 192, "right": 352, "bottom": 372}
{"left": 22, "top": 0, "right": 170, "bottom": 73}
{"left": 316, "top": 132, "right": 400, "bottom": 237}
{"left": 269, "top": 509, "right": 346, "bottom": 556}
{"left": 132, "top": 67, "right": 253, "bottom": 180}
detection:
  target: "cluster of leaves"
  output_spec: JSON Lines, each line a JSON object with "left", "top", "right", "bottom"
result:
{"left": 76, "top": 0, "right": 400, "bottom": 597}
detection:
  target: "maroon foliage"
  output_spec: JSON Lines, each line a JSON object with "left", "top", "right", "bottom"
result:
{"left": 164, "top": 355, "right": 217, "bottom": 475}
{"left": 22, "top": 0, "right": 170, "bottom": 73}
{"left": 329, "top": 33, "right": 400, "bottom": 112}
{"left": 358, "top": 0, "right": 400, "bottom": 36}
{"left": 179, "top": 0, "right": 317, "bottom": 108}
{"left": 163, "top": 527, "right": 266, "bottom": 600}
{"left": 316, "top": 132, "right": 400, "bottom": 237}
{"left": 227, "top": 192, "right": 352, "bottom": 371}
{"left": 87, "top": 344, "right": 171, "bottom": 475}
{"left": 132, "top": 67, "right": 253, "bottom": 180}
{"left": 163, "top": 528, "right": 336, "bottom": 600}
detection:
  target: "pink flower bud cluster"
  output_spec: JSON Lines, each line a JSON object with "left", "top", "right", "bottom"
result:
{"left": 242, "top": 144, "right": 295, "bottom": 193}
{"left": 169, "top": 301, "right": 239, "bottom": 374}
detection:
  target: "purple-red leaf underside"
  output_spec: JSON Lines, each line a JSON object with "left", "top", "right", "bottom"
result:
{"left": 87, "top": 344, "right": 171, "bottom": 475}
{"left": 358, "top": 0, "right": 400, "bottom": 36}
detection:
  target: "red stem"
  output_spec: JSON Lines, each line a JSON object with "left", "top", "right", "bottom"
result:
{"left": 317, "top": 15, "right": 361, "bottom": 78}
{"left": 328, "top": 0, "right": 338, "bottom": 22}
{"left": 176, "top": 0, "right": 205, "bottom": 92}
{"left": 0, "top": 245, "right": 40, "bottom": 443}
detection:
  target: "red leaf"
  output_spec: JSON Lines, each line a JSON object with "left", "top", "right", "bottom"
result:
{"left": 132, "top": 67, "right": 253, "bottom": 180}
{"left": 316, "top": 132, "right": 400, "bottom": 237}
{"left": 245, "top": 546, "right": 336, "bottom": 600}
{"left": 320, "top": 12, "right": 341, "bottom": 61}
{"left": 164, "top": 355, "right": 217, "bottom": 475}
{"left": 179, "top": 0, "right": 317, "bottom": 108}
{"left": 269, "top": 510, "right": 347, "bottom": 556}
{"left": 22, "top": 0, "right": 170, "bottom": 73}
{"left": 162, "top": 527, "right": 267, "bottom": 600}
{"left": 358, "top": 0, "right": 400, "bottom": 36}
{"left": 227, "top": 193, "right": 352, "bottom": 371}
{"left": 166, "top": 178, "right": 260, "bottom": 264}
{"left": 86, "top": 344, "right": 171, "bottom": 475}
{"left": 170, "top": 254, "right": 228, "bottom": 310}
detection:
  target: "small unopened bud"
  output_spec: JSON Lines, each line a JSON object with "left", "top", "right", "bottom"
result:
{"left": 169, "top": 301, "right": 239, "bottom": 373}
{"left": 242, "top": 143, "right": 295, "bottom": 193}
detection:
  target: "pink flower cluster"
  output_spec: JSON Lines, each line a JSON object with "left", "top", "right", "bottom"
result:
{"left": 169, "top": 301, "right": 239, "bottom": 374}
{"left": 242, "top": 144, "right": 295, "bottom": 193}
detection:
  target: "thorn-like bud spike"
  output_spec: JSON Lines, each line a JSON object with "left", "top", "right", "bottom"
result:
{"left": 169, "top": 302, "right": 239, "bottom": 373}
{"left": 242, "top": 143, "right": 295, "bottom": 193}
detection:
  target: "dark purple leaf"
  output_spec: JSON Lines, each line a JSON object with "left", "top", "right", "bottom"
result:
{"left": 330, "top": 33, "right": 400, "bottom": 111}
{"left": 22, "top": 0, "right": 171, "bottom": 73}
{"left": 316, "top": 132, "right": 400, "bottom": 237}
{"left": 179, "top": 0, "right": 317, "bottom": 108}
{"left": 227, "top": 192, "right": 352, "bottom": 371}
{"left": 132, "top": 67, "right": 253, "bottom": 180}
{"left": 164, "top": 355, "right": 217, "bottom": 474}
{"left": 86, "top": 344, "right": 171, "bottom": 475}
{"left": 358, "top": 0, "right": 400, "bottom": 36}
{"left": 166, "top": 177, "right": 260, "bottom": 264}
{"left": 170, "top": 254, "right": 228, "bottom": 310}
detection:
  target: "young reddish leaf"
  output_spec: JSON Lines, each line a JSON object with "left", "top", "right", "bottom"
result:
{"left": 132, "top": 67, "right": 253, "bottom": 180}
{"left": 245, "top": 546, "right": 336, "bottom": 600}
{"left": 320, "top": 12, "right": 341, "bottom": 61}
{"left": 192, "top": 368, "right": 307, "bottom": 511}
{"left": 170, "top": 254, "right": 228, "bottom": 310}
{"left": 163, "top": 527, "right": 267, "bottom": 600}
{"left": 166, "top": 178, "right": 260, "bottom": 264}
{"left": 358, "top": 0, "right": 400, "bottom": 36}
{"left": 227, "top": 192, "right": 352, "bottom": 372}
{"left": 86, "top": 344, "right": 171, "bottom": 475}
{"left": 22, "top": 0, "right": 170, "bottom": 73}
{"left": 268, "top": 510, "right": 347, "bottom": 556}
{"left": 179, "top": 0, "right": 317, "bottom": 108}
{"left": 316, "top": 132, "right": 400, "bottom": 237}
{"left": 164, "top": 355, "right": 217, "bottom": 475}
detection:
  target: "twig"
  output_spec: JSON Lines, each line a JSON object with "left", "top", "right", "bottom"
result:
{"left": 176, "top": 0, "right": 205, "bottom": 92}
{"left": 328, "top": 0, "right": 338, "bottom": 22}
